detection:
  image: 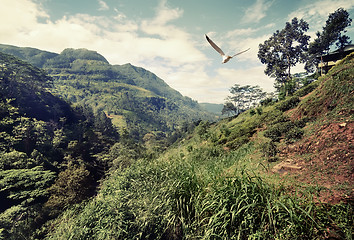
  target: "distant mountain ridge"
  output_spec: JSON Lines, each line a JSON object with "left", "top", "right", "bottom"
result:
{"left": 0, "top": 44, "right": 216, "bottom": 140}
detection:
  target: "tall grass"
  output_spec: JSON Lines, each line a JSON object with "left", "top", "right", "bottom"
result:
{"left": 46, "top": 143, "right": 352, "bottom": 239}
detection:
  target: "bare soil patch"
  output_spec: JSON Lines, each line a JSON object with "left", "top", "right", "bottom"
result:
{"left": 276, "top": 121, "right": 353, "bottom": 204}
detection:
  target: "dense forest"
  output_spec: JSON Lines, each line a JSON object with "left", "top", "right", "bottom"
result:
{"left": 0, "top": 51, "right": 124, "bottom": 238}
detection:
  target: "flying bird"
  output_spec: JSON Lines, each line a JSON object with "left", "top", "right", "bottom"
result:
{"left": 205, "top": 34, "right": 250, "bottom": 64}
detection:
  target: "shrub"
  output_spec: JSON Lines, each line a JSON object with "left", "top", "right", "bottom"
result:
{"left": 285, "top": 127, "right": 304, "bottom": 143}
{"left": 264, "top": 121, "right": 294, "bottom": 142}
{"left": 260, "top": 97, "right": 276, "bottom": 106}
{"left": 44, "top": 164, "right": 93, "bottom": 216}
{"left": 225, "top": 136, "right": 249, "bottom": 149}
{"left": 195, "top": 121, "right": 210, "bottom": 139}
{"left": 261, "top": 140, "right": 278, "bottom": 159}
{"left": 270, "top": 114, "right": 290, "bottom": 125}
{"left": 294, "top": 81, "right": 319, "bottom": 97}
{"left": 220, "top": 124, "right": 231, "bottom": 137}
{"left": 276, "top": 96, "right": 300, "bottom": 112}
{"left": 294, "top": 118, "right": 307, "bottom": 128}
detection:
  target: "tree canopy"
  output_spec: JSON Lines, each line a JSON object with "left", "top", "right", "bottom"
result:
{"left": 223, "top": 84, "right": 267, "bottom": 116}
{"left": 258, "top": 17, "right": 310, "bottom": 96}
{"left": 305, "top": 8, "right": 352, "bottom": 72}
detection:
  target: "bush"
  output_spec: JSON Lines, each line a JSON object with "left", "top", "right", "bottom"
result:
{"left": 195, "top": 121, "right": 210, "bottom": 139}
{"left": 294, "top": 81, "right": 319, "bottom": 97}
{"left": 270, "top": 114, "right": 290, "bottom": 125}
{"left": 285, "top": 127, "right": 304, "bottom": 143}
{"left": 225, "top": 136, "right": 249, "bottom": 149}
{"left": 276, "top": 96, "right": 300, "bottom": 112}
{"left": 44, "top": 164, "right": 93, "bottom": 216}
{"left": 260, "top": 97, "right": 276, "bottom": 106}
{"left": 294, "top": 118, "right": 307, "bottom": 128}
{"left": 220, "top": 124, "right": 231, "bottom": 137}
{"left": 264, "top": 121, "right": 294, "bottom": 142}
{"left": 261, "top": 141, "right": 278, "bottom": 159}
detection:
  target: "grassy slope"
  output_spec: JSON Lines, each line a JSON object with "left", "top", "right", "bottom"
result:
{"left": 46, "top": 54, "right": 353, "bottom": 239}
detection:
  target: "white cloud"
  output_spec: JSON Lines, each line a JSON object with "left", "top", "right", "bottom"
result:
{"left": 243, "top": 0, "right": 274, "bottom": 23}
{"left": 288, "top": 0, "right": 354, "bottom": 30}
{"left": 0, "top": 0, "right": 280, "bottom": 104}
{"left": 226, "top": 24, "right": 275, "bottom": 39}
{"left": 98, "top": 0, "right": 109, "bottom": 11}
{"left": 216, "top": 66, "right": 274, "bottom": 91}
{"left": 0, "top": 0, "right": 212, "bottom": 100}
{"left": 0, "top": 0, "right": 49, "bottom": 43}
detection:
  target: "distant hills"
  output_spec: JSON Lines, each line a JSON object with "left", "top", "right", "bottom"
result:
{"left": 0, "top": 44, "right": 218, "bottom": 140}
{"left": 199, "top": 102, "right": 223, "bottom": 115}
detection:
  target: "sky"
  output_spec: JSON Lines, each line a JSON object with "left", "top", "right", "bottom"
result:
{"left": 1, "top": 0, "right": 353, "bottom": 103}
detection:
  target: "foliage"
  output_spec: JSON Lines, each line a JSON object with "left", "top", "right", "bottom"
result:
{"left": 221, "top": 102, "right": 238, "bottom": 116}
{"left": 44, "top": 164, "right": 93, "bottom": 216}
{"left": 224, "top": 84, "right": 267, "bottom": 116}
{"left": 258, "top": 17, "right": 310, "bottom": 96}
{"left": 293, "top": 80, "right": 319, "bottom": 97}
{"left": 275, "top": 96, "right": 300, "bottom": 112}
{"left": 0, "top": 46, "right": 216, "bottom": 142}
{"left": 295, "top": 52, "right": 354, "bottom": 119}
{"left": 46, "top": 141, "right": 349, "bottom": 240}
{"left": 285, "top": 127, "right": 304, "bottom": 143}
{"left": 263, "top": 112, "right": 306, "bottom": 143}
{"left": 1, "top": 23, "right": 353, "bottom": 239}
{"left": 0, "top": 52, "right": 73, "bottom": 122}
{"left": 306, "top": 8, "right": 352, "bottom": 72}
{"left": 261, "top": 140, "right": 278, "bottom": 160}
{"left": 0, "top": 53, "right": 119, "bottom": 239}
{"left": 0, "top": 167, "right": 55, "bottom": 205}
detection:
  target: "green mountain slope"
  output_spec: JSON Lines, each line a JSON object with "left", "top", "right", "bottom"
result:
{"left": 46, "top": 54, "right": 353, "bottom": 239}
{"left": 0, "top": 44, "right": 57, "bottom": 68}
{"left": 0, "top": 52, "right": 119, "bottom": 239}
{"left": 199, "top": 102, "right": 223, "bottom": 115}
{"left": 0, "top": 45, "right": 216, "bottom": 141}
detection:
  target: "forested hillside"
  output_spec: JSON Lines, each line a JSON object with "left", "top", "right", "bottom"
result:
{"left": 0, "top": 52, "right": 121, "bottom": 239}
{"left": 0, "top": 45, "right": 216, "bottom": 141}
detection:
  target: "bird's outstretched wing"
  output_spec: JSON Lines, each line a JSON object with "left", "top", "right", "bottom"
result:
{"left": 205, "top": 34, "right": 225, "bottom": 56}
{"left": 232, "top": 48, "right": 250, "bottom": 57}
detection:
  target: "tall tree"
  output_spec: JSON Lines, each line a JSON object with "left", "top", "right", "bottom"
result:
{"left": 222, "top": 102, "right": 238, "bottom": 117}
{"left": 258, "top": 18, "right": 310, "bottom": 96}
{"left": 306, "top": 8, "right": 352, "bottom": 72}
{"left": 225, "top": 84, "right": 266, "bottom": 116}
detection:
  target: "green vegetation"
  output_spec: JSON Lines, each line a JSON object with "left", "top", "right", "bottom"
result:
{"left": 46, "top": 53, "right": 353, "bottom": 239}
{"left": 0, "top": 45, "right": 216, "bottom": 141}
{"left": 295, "top": 53, "right": 354, "bottom": 120}
{"left": 0, "top": 41, "right": 353, "bottom": 239}
{"left": 0, "top": 52, "right": 120, "bottom": 239}
{"left": 46, "top": 144, "right": 326, "bottom": 240}
{"left": 259, "top": 8, "right": 352, "bottom": 97}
